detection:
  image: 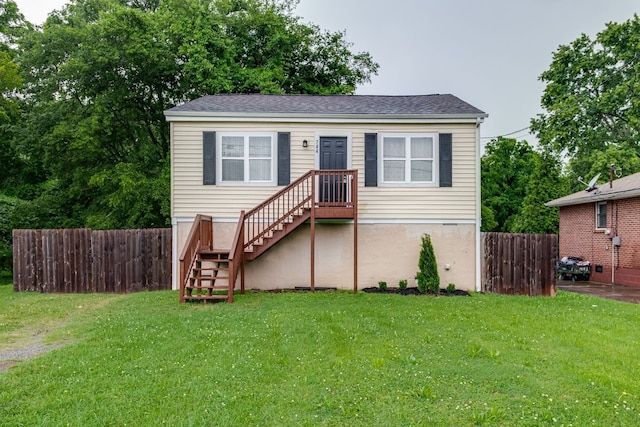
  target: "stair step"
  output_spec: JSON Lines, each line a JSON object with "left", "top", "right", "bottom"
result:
{"left": 198, "top": 257, "right": 230, "bottom": 262}
{"left": 186, "top": 285, "right": 230, "bottom": 290}
{"left": 183, "top": 294, "right": 229, "bottom": 301}
{"left": 200, "top": 249, "right": 231, "bottom": 254}
{"left": 199, "top": 251, "right": 230, "bottom": 259}
{"left": 192, "top": 276, "right": 229, "bottom": 287}
{"left": 193, "top": 267, "right": 228, "bottom": 272}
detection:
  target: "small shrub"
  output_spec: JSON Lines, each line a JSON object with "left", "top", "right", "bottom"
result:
{"left": 378, "top": 280, "right": 387, "bottom": 291}
{"left": 416, "top": 233, "right": 439, "bottom": 293}
{"left": 446, "top": 283, "right": 456, "bottom": 293}
{"left": 398, "top": 279, "right": 408, "bottom": 290}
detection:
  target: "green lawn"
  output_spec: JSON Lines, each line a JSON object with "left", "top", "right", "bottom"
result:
{"left": 1, "top": 277, "right": 639, "bottom": 426}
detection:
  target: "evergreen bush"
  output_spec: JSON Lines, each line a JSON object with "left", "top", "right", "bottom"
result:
{"left": 416, "top": 233, "right": 440, "bottom": 294}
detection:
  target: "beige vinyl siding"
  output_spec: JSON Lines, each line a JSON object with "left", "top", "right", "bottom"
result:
{"left": 171, "top": 121, "right": 477, "bottom": 220}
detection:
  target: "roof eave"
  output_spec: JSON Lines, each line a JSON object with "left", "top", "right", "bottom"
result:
{"left": 163, "top": 111, "right": 488, "bottom": 123}
{"left": 546, "top": 188, "right": 640, "bottom": 207}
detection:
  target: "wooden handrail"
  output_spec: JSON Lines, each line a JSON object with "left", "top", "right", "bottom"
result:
{"left": 244, "top": 171, "right": 314, "bottom": 249}
{"left": 245, "top": 170, "right": 314, "bottom": 217}
{"left": 227, "top": 210, "right": 246, "bottom": 301}
{"left": 178, "top": 214, "right": 212, "bottom": 303}
{"left": 243, "top": 170, "right": 357, "bottom": 251}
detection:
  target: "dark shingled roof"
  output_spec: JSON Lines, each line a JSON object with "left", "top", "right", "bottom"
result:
{"left": 165, "top": 94, "right": 487, "bottom": 117}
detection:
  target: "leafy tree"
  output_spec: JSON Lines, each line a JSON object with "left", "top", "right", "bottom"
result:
{"left": 0, "top": 194, "right": 23, "bottom": 271}
{"left": 0, "top": 0, "right": 28, "bottom": 183}
{"left": 511, "top": 151, "right": 566, "bottom": 234}
{"left": 531, "top": 15, "right": 640, "bottom": 176}
{"left": 0, "top": 50, "right": 20, "bottom": 122}
{"left": 481, "top": 137, "right": 538, "bottom": 232}
{"left": 14, "top": 0, "right": 378, "bottom": 230}
{"left": 565, "top": 142, "right": 640, "bottom": 193}
{"left": 0, "top": 0, "right": 29, "bottom": 46}
{"left": 480, "top": 203, "right": 498, "bottom": 232}
{"left": 0, "top": 0, "right": 31, "bottom": 124}
{"left": 0, "top": 1, "right": 32, "bottom": 272}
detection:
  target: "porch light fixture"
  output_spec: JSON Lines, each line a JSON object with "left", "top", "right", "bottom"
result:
{"left": 302, "top": 139, "right": 308, "bottom": 147}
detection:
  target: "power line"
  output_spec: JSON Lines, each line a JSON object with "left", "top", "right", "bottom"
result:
{"left": 481, "top": 126, "right": 531, "bottom": 139}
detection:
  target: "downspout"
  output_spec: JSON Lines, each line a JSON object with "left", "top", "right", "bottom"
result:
{"left": 611, "top": 200, "right": 616, "bottom": 286}
{"left": 170, "top": 122, "right": 178, "bottom": 291}
{"left": 172, "top": 218, "right": 178, "bottom": 290}
{"left": 475, "top": 117, "right": 483, "bottom": 292}
{"left": 611, "top": 239, "right": 615, "bottom": 286}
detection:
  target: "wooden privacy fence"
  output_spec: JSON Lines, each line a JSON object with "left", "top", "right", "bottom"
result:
{"left": 13, "top": 228, "right": 171, "bottom": 293}
{"left": 482, "top": 232, "right": 558, "bottom": 296}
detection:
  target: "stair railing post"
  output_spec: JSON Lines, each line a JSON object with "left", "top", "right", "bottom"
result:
{"left": 179, "top": 258, "right": 186, "bottom": 303}
{"left": 310, "top": 170, "right": 316, "bottom": 292}
{"left": 240, "top": 211, "right": 245, "bottom": 294}
{"left": 198, "top": 216, "right": 204, "bottom": 251}
{"left": 353, "top": 170, "right": 358, "bottom": 294}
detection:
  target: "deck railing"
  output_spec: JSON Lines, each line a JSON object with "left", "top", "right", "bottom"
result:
{"left": 242, "top": 170, "right": 357, "bottom": 251}
{"left": 315, "top": 169, "right": 357, "bottom": 208}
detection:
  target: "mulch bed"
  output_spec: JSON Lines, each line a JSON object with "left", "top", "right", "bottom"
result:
{"left": 249, "top": 287, "right": 471, "bottom": 296}
{"left": 362, "top": 287, "right": 471, "bottom": 296}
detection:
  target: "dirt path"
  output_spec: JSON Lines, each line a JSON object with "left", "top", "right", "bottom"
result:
{"left": 0, "top": 335, "right": 64, "bottom": 372}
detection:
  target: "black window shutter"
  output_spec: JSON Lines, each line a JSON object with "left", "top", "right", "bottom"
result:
{"left": 439, "top": 133, "right": 452, "bottom": 187}
{"left": 203, "top": 131, "right": 216, "bottom": 185}
{"left": 277, "top": 132, "right": 290, "bottom": 186}
{"left": 364, "top": 133, "right": 378, "bottom": 187}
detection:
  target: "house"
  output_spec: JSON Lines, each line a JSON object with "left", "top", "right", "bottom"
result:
{"left": 546, "top": 171, "right": 640, "bottom": 287}
{"left": 164, "top": 94, "right": 487, "bottom": 301}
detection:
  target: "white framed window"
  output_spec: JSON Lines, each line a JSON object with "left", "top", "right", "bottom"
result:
{"left": 380, "top": 133, "right": 438, "bottom": 184}
{"left": 218, "top": 133, "right": 276, "bottom": 184}
{"left": 596, "top": 201, "right": 607, "bottom": 229}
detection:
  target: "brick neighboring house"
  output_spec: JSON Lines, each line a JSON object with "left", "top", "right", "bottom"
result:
{"left": 546, "top": 172, "right": 640, "bottom": 287}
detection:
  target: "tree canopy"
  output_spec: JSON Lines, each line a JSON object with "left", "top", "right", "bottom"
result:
{"left": 12, "top": 0, "right": 378, "bottom": 226}
{"left": 0, "top": 0, "right": 378, "bottom": 271}
{"left": 481, "top": 137, "right": 538, "bottom": 233}
{"left": 510, "top": 151, "right": 565, "bottom": 234}
{"left": 481, "top": 137, "right": 565, "bottom": 234}
{"left": 531, "top": 14, "right": 640, "bottom": 181}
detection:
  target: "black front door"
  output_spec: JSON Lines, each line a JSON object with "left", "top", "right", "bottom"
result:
{"left": 319, "top": 137, "right": 348, "bottom": 203}
{"left": 320, "top": 137, "right": 347, "bottom": 170}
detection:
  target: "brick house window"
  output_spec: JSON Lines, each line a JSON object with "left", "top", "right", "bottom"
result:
{"left": 596, "top": 201, "right": 607, "bottom": 229}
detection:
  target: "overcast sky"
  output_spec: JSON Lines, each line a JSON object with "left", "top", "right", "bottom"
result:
{"left": 14, "top": 0, "right": 640, "bottom": 145}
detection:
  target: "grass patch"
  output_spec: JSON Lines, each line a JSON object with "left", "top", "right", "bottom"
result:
{"left": 1, "top": 281, "right": 639, "bottom": 425}
{"left": 0, "top": 276, "right": 122, "bottom": 351}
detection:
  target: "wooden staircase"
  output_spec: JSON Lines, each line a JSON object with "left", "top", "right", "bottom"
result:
{"left": 179, "top": 170, "right": 358, "bottom": 303}
{"left": 183, "top": 250, "right": 231, "bottom": 301}
{"left": 244, "top": 207, "right": 311, "bottom": 261}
